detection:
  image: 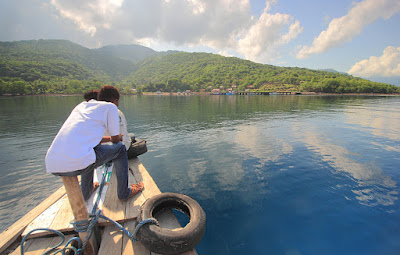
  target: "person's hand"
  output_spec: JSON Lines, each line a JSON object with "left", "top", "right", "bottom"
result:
{"left": 110, "top": 135, "right": 122, "bottom": 143}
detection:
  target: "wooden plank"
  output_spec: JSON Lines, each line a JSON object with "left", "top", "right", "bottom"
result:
{"left": 99, "top": 166, "right": 145, "bottom": 255}
{"left": 22, "top": 166, "right": 112, "bottom": 239}
{"left": 99, "top": 166, "right": 126, "bottom": 224}
{"left": 128, "top": 159, "right": 198, "bottom": 255}
{"left": 48, "top": 195, "right": 74, "bottom": 233}
{"left": 9, "top": 237, "right": 54, "bottom": 255}
{"left": 129, "top": 158, "right": 161, "bottom": 199}
{"left": 126, "top": 170, "right": 146, "bottom": 219}
{"left": 86, "top": 183, "right": 109, "bottom": 214}
{"left": 43, "top": 234, "right": 76, "bottom": 254}
{"left": 62, "top": 176, "right": 96, "bottom": 255}
{"left": 121, "top": 221, "right": 150, "bottom": 255}
{"left": 21, "top": 195, "right": 69, "bottom": 238}
{"left": 120, "top": 171, "right": 148, "bottom": 255}
{"left": 0, "top": 185, "right": 66, "bottom": 253}
{"left": 22, "top": 184, "right": 110, "bottom": 239}
{"left": 22, "top": 164, "right": 130, "bottom": 240}
{"left": 99, "top": 166, "right": 141, "bottom": 224}
{"left": 19, "top": 164, "right": 143, "bottom": 255}
{"left": 23, "top": 165, "right": 141, "bottom": 242}
{"left": 5, "top": 159, "right": 199, "bottom": 255}
{"left": 10, "top": 234, "right": 76, "bottom": 255}
{"left": 8, "top": 236, "right": 35, "bottom": 255}
{"left": 98, "top": 224, "right": 124, "bottom": 255}
{"left": 87, "top": 163, "right": 112, "bottom": 214}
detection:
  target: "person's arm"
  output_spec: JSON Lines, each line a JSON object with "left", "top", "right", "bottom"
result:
{"left": 100, "top": 135, "right": 123, "bottom": 143}
{"left": 110, "top": 134, "right": 123, "bottom": 143}
{"left": 100, "top": 136, "right": 111, "bottom": 143}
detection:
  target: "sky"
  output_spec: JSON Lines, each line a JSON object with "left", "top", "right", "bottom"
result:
{"left": 1, "top": 0, "right": 400, "bottom": 78}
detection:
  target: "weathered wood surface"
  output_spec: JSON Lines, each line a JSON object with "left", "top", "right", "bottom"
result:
{"left": 99, "top": 164, "right": 141, "bottom": 225}
{"left": 21, "top": 185, "right": 110, "bottom": 239}
{"left": 2, "top": 158, "right": 199, "bottom": 255}
{"left": 21, "top": 195, "right": 70, "bottom": 239}
{"left": 21, "top": 167, "right": 108, "bottom": 239}
{"left": 62, "top": 176, "right": 97, "bottom": 255}
{"left": 97, "top": 158, "right": 198, "bottom": 255}
{"left": 8, "top": 234, "right": 76, "bottom": 255}
{"left": 21, "top": 163, "right": 139, "bottom": 239}
{"left": 98, "top": 161, "right": 146, "bottom": 255}
{"left": 0, "top": 185, "right": 66, "bottom": 254}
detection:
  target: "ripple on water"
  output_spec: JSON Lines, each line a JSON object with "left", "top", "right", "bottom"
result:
{"left": 2, "top": 95, "right": 400, "bottom": 254}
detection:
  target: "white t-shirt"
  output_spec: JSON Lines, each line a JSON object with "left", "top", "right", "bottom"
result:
{"left": 118, "top": 110, "right": 132, "bottom": 149}
{"left": 103, "top": 109, "right": 131, "bottom": 149}
{"left": 45, "top": 100, "right": 119, "bottom": 173}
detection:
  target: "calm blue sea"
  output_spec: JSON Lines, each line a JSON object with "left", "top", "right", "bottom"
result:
{"left": 0, "top": 95, "right": 399, "bottom": 254}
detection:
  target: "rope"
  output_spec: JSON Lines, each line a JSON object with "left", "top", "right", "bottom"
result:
{"left": 132, "top": 218, "right": 159, "bottom": 241}
{"left": 91, "top": 162, "right": 111, "bottom": 215}
{"left": 20, "top": 163, "right": 159, "bottom": 255}
{"left": 20, "top": 228, "right": 81, "bottom": 255}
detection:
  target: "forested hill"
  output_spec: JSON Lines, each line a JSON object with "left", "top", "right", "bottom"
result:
{"left": 0, "top": 40, "right": 137, "bottom": 81}
{"left": 127, "top": 52, "right": 399, "bottom": 94}
{"left": 0, "top": 39, "right": 398, "bottom": 95}
{"left": 92, "top": 44, "right": 157, "bottom": 64}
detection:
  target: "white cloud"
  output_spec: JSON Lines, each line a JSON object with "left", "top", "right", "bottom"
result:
{"left": 50, "top": 0, "right": 124, "bottom": 36}
{"left": 47, "top": 0, "right": 302, "bottom": 63}
{"left": 0, "top": 0, "right": 77, "bottom": 41}
{"left": 348, "top": 46, "right": 400, "bottom": 77}
{"left": 237, "top": 5, "right": 303, "bottom": 63}
{"left": 297, "top": 0, "right": 400, "bottom": 59}
{"left": 217, "top": 50, "right": 234, "bottom": 58}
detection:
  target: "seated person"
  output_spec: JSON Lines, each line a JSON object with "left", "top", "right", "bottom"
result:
{"left": 46, "top": 85, "right": 143, "bottom": 201}
{"left": 84, "top": 89, "right": 132, "bottom": 149}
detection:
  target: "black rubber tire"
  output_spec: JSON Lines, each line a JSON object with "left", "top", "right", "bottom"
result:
{"left": 136, "top": 193, "right": 206, "bottom": 255}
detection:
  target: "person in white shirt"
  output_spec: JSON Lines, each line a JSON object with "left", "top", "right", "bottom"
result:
{"left": 46, "top": 86, "right": 143, "bottom": 201}
{"left": 84, "top": 89, "right": 131, "bottom": 149}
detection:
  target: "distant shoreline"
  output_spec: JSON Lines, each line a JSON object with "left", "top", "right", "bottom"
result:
{"left": 1, "top": 92, "right": 399, "bottom": 97}
{"left": 141, "top": 92, "right": 400, "bottom": 96}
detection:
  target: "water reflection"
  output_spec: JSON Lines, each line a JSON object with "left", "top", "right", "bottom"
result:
{"left": 134, "top": 95, "right": 399, "bottom": 209}
{"left": 344, "top": 100, "right": 400, "bottom": 151}
{"left": 292, "top": 121, "right": 398, "bottom": 207}
{"left": 235, "top": 124, "right": 293, "bottom": 162}
{"left": 1, "top": 94, "right": 399, "bottom": 251}
{"left": 0, "top": 96, "right": 77, "bottom": 232}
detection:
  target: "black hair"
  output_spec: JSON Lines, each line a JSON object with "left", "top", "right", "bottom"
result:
{"left": 83, "top": 90, "right": 99, "bottom": 101}
{"left": 98, "top": 85, "right": 120, "bottom": 102}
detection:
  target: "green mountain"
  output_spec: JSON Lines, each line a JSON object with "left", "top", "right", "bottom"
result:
{"left": 364, "top": 76, "right": 400, "bottom": 87}
{"left": 0, "top": 39, "right": 398, "bottom": 95}
{"left": 318, "top": 69, "right": 348, "bottom": 75}
{"left": 0, "top": 39, "right": 135, "bottom": 82}
{"left": 127, "top": 52, "right": 399, "bottom": 94}
{"left": 93, "top": 44, "right": 157, "bottom": 64}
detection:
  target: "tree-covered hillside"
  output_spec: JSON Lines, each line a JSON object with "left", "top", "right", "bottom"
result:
{"left": 127, "top": 52, "right": 399, "bottom": 94}
{"left": 0, "top": 39, "right": 134, "bottom": 81}
{"left": 0, "top": 40, "right": 139, "bottom": 94}
{"left": 92, "top": 44, "right": 157, "bottom": 64}
{"left": 0, "top": 39, "right": 398, "bottom": 95}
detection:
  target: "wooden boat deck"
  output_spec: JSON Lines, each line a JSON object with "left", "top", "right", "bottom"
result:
{"left": 0, "top": 158, "right": 197, "bottom": 255}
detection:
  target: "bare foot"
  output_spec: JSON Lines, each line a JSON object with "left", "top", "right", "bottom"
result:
{"left": 121, "top": 182, "right": 144, "bottom": 200}
{"left": 130, "top": 182, "right": 144, "bottom": 195}
{"left": 93, "top": 182, "right": 99, "bottom": 193}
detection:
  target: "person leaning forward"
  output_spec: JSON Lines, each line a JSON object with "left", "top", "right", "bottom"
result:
{"left": 45, "top": 85, "right": 143, "bottom": 201}
{"left": 83, "top": 89, "right": 132, "bottom": 150}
